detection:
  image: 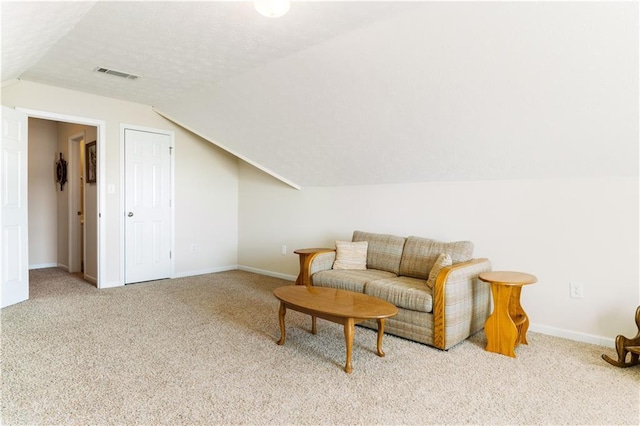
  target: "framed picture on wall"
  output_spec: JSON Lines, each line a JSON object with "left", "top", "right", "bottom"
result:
{"left": 86, "top": 141, "right": 97, "bottom": 183}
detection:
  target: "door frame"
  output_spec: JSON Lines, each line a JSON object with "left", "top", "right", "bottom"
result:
{"left": 119, "top": 124, "right": 175, "bottom": 285}
{"left": 68, "top": 132, "right": 85, "bottom": 275}
{"left": 17, "top": 108, "right": 106, "bottom": 288}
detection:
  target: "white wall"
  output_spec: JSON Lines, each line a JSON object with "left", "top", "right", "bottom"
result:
{"left": 173, "top": 123, "right": 239, "bottom": 276}
{"left": 2, "top": 81, "right": 239, "bottom": 285}
{"left": 238, "top": 163, "right": 639, "bottom": 345}
{"left": 27, "top": 118, "right": 57, "bottom": 268}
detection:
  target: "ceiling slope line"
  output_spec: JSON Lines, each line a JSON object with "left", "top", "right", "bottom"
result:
{"left": 152, "top": 107, "right": 301, "bottom": 190}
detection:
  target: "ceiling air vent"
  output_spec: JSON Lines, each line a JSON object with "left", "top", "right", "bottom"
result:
{"left": 94, "top": 67, "right": 140, "bottom": 80}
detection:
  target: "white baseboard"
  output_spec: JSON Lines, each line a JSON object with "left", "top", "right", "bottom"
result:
{"left": 237, "top": 265, "right": 296, "bottom": 282}
{"left": 84, "top": 274, "right": 97, "bottom": 285}
{"left": 97, "top": 266, "right": 239, "bottom": 288}
{"left": 173, "top": 265, "right": 238, "bottom": 279}
{"left": 29, "top": 263, "right": 57, "bottom": 270}
{"left": 529, "top": 323, "right": 614, "bottom": 348}
{"left": 57, "top": 263, "right": 69, "bottom": 271}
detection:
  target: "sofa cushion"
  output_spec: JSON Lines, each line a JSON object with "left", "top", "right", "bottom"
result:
{"left": 332, "top": 240, "right": 368, "bottom": 270}
{"left": 352, "top": 231, "right": 406, "bottom": 275}
{"left": 399, "top": 237, "right": 473, "bottom": 279}
{"left": 425, "top": 253, "right": 452, "bottom": 289}
{"left": 312, "top": 269, "right": 396, "bottom": 293}
{"left": 364, "top": 276, "right": 433, "bottom": 313}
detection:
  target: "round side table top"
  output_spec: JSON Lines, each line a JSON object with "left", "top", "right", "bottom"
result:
{"left": 479, "top": 271, "right": 537, "bottom": 286}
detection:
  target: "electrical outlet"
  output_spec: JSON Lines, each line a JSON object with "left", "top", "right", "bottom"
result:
{"left": 191, "top": 244, "right": 197, "bottom": 253}
{"left": 570, "top": 281, "right": 584, "bottom": 299}
{"left": 281, "top": 245, "right": 287, "bottom": 255}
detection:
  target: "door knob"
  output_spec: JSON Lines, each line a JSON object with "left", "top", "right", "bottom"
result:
{"left": 128, "top": 212, "right": 134, "bottom": 217}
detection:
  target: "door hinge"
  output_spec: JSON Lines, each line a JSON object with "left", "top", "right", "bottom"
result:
{"left": 169, "top": 251, "right": 172, "bottom": 259}
{"left": 169, "top": 146, "right": 173, "bottom": 154}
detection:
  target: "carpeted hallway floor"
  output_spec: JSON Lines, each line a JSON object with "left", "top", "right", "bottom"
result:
{"left": 1, "top": 268, "right": 639, "bottom": 425}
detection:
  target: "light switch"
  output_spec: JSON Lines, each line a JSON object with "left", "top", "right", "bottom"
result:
{"left": 107, "top": 184, "right": 115, "bottom": 194}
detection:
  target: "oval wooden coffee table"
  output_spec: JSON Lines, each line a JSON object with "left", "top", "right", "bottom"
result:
{"left": 273, "top": 286, "right": 398, "bottom": 373}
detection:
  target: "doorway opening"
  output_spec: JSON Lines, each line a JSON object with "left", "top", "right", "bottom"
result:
{"left": 20, "top": 106, "right": 106, "bottom": 292}
{"left": 27, "top": 119, "right": 98, "bottom": 287}
{"left": 1, "top": 107, "right": 106, "bottom": 308}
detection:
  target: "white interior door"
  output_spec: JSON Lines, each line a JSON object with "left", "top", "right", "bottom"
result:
{"left": 124, "top": 128, "right": 172, "bottom": 284}
{"left": 1, "top": 106, "right": 29, "bottom": 307}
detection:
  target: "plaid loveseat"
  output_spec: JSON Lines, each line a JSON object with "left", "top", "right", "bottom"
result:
{"left": 307, "top": 231, "right": 492, "bottom": 350}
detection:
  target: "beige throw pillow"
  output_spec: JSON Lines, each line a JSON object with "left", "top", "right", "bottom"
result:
{"left": 332, "top": 241, "right": 368, "bottom": 270}
{"left": 425, "top": 253, "right": 452, "bottom": 289}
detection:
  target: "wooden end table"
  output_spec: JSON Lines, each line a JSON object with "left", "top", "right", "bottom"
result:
{"left": 293, "top": 248, "right": 334, "bottom": 286}
{"left": 273, "top": 285, "right": 398, "bottom": 373}
{"left": 479, "top": 271, "right": 537, "bottom": 357}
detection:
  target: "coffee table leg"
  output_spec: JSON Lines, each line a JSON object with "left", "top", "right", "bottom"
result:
{"left": 311, "top": 316, "right": 317, "bottom": 335}
{"left": 376, "top": 318, "right": 386, "bottom": 357}
{"left": 277, "top": 302, "right": 286, "bottom": 345}
{"left": 344, "top": 318, "right": 355, "bottom": 374}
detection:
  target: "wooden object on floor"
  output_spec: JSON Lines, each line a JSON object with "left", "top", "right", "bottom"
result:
{"left": 602, "top": 306, "right": 640, "bottom": 368}
{"left": 293, "top": 248, "right": 334, "bottom": 286}
{"left": 479, "top": 271, "right": 537, "bottom": 357}
{"left": 273, "top": 285, "right": 398, "bottom": 373}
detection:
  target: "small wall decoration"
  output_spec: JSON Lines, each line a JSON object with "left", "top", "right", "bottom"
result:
{"left": 55, "top": 153, "right": 67, "bottom": 191}
{"left": 86, "top": 141, "right": 97, "bottom": 183}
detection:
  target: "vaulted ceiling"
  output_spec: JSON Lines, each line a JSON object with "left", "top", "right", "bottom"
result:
{"left": 2, "top": 1, "right": 637, "bottom": 187}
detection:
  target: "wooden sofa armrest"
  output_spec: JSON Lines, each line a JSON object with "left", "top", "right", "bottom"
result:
{"left": 298, "top": 249, "right": 335, "bottom": 286}
{"left": 432, "top": 258, "right": 492, "bottom": 349}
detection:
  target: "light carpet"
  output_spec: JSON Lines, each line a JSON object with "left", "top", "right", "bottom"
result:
{"left": 1, "top": 268, "right": 639, "bottom": 425}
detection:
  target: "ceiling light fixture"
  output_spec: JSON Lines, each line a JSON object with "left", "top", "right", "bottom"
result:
{"left": 254, "top": 0, "right": 290, "bottom": 18}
